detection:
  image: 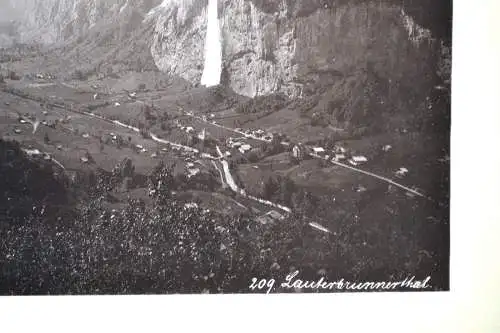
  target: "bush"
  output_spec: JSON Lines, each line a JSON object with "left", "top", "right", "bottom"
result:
{"left": 247, "top": 151, "right": 260, "bottom": 163}
{"left": 112, "top": 157, "right": 135, "bottom": 181}
{"left": 262, "top": 136, "right": 284, "bottom": 156}
{"left": 115, "top": 135, "right": 124, "bottom": 149}
{"left": 140, "top": 128, "right": 150, "bottom": 139}
{"left": 310, "top": 113, "right": 329, "bottom": 127}
{"left": 8, "top": 71, "right": 20, "bottom": 80}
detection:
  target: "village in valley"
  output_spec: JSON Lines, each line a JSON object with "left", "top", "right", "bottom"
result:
{"left": 1, "top": 67, "right": 424, "bottom": 234}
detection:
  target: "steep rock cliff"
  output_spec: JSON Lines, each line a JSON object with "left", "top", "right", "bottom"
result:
{"left": 149, "top": 0, "right": 444, "bottom": 98}
{"left": 1, "top": 0, "right": 450, "bottom": 100}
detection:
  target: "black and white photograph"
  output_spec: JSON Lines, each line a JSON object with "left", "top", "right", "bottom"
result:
{"left": 0, "top": 0, "right": 451, "bottom": 295}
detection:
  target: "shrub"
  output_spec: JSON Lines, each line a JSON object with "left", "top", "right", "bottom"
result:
{"left": 73, "top": 70, "right": 85, "bottom": 81}
{"left": 247, "top": 151, "right": 260, "bottom": 163}
{"left": 8, "top": 71, "right": 20, "bottom": 80}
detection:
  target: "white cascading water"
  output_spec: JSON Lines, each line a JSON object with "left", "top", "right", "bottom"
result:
{"left": 200, "top": 0, "right": 222, "bottom": 87}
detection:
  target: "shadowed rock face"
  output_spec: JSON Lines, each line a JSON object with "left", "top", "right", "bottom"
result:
{"left": 151, "top": 0, "right": 444, "bottom": 97}
{"left": 1, "top": 0, "right": 450, "bottom": 98}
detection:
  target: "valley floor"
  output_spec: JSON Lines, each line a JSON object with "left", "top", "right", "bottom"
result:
{"left": 0, "top": 58, "right": 450, "bottom": 293}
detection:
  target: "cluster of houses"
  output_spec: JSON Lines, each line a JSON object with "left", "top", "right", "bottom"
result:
{"left": 23, "top": 148, "right": 50, "bottom": 160}
{"left": 184, "top": 202, "right": 199, "bottom": 210}
{"left": 180, "top": 125, "right": 195, "bottom": 134}
{"left": 15, "top": 113, "right": 55, "bottom": 134}
{"left": 199, "top": 113, "right": 216, "bottom": 122}
{"left": 34, "top": 73, "right": 55, "bottom": 80}
{"left": 174, "top": 119, "right": 208, "bottom": 141}
{"left": 292, "top": 142, "right": 410, "bottom": 178}
{"left": 235, "top": 128, "right": 274, "bottom": 142}
{"left": 292, "top": 143, "right": 369, "bottom": 166}
{"left": 185, "top": 159, "right": 201, "bottom": 178}
{"left": 134, "top": 144, "right": 148, "bottom": 154}
{"left": 226, "top": 136, "right": 252, "bottom": 155}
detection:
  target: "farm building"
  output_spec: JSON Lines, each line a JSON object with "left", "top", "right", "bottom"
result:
{"left": 238, "top": 144, "right": 252, "bottom": 154}
{"left": 292, "top": 144, "right": 304, "bottom": 160}
{"left": 312, "top": 147, "right": 325, "bottom": 155}
{"left": 256, "top": 210, "right": 285, "bottom": 225}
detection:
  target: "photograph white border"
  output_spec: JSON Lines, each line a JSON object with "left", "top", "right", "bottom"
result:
{"left": 1, "top": 0, "right": 500, "bottom": 331}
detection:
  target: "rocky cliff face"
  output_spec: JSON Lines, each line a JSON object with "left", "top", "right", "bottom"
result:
{"left": 150, "top": 0, "right": 444, "bottom": 98}
{"left": 1, "top": 0, "right": 449, "bottom": 98}
{"left": 5, "top": 0, "right": 161, "bottom": 44}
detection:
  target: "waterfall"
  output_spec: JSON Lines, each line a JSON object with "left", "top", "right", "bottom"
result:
{"left": 200, "top": 0, "right": 222, "bottom": 87}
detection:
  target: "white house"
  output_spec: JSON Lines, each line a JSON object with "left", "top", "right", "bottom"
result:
{"left": 312, "top": 147, "right": 326, "bottom": 154}
{"left": 333, "top": 154, "right": 346, "bottom": 161}
{"left": 187, "top": 168, "right": 200, "bottom": 178}
{"left": 184, "top": 202, "right": 199, "bottom": 209}
{"left": 351, "top": 155, "right": 368, "bottom": 163}
{"left": 395, "top": 167, "right": 409, "bottom": 177}
{"left": 197, "top": 128, "right": 206, "bottom": 141}
{"left": 238, "top": 144, "right": 252, "bottom": 154}
{"left": 292, "top": 145, "right": 300, "bottom": 158}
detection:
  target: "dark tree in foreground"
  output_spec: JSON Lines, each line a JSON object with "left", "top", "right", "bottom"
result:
{"left": 0, "top": 139, "right": 448, "bottom": 294}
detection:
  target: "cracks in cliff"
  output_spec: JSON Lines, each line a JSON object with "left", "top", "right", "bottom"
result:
{"left": 226, "top": 50, "right": 257, "bottom": 64}
{"left": 220, "top": 50, "right": 257, "bottom": 87}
